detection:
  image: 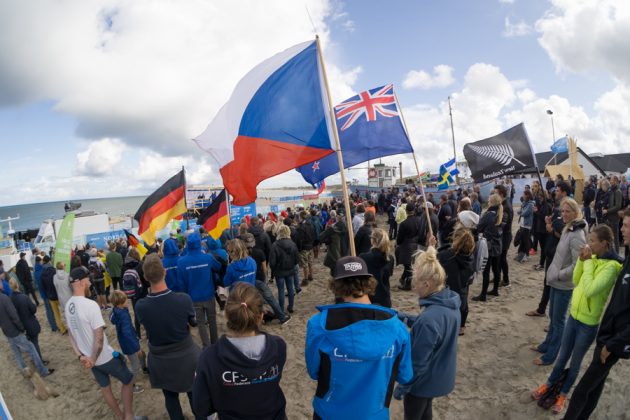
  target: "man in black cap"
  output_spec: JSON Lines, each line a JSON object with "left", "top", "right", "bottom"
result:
{"left": 305, "top": 256, "right": 412, "bottom": 420}
{"left": 65, "top": 266, "right": 138, "bottom": 420}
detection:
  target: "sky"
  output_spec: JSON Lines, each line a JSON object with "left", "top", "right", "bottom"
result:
{"left": 1, "top": 0, "right": 629, "bottom": 206}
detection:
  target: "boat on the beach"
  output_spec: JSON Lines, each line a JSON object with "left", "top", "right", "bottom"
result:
{"left": 0, "top": 215, "right": 33, "bottom": 268}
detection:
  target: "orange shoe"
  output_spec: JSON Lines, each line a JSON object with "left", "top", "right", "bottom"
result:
{"left": 552, "top": 394, "right": 566, "bottom": 414}
{"left": 531, "top": 383, "right": 549, "bottom": 401}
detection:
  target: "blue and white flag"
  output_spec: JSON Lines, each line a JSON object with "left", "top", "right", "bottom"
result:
{"left": 437, "top": 158, "right": 458, "bottom": 190}
{"left": 296, "top": 84, "right": 414, "bottom": 186}
{"left": 551, "top": 136, "right": 568, "bottom": 154}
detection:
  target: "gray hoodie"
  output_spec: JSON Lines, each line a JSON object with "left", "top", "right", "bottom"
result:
{"left": 53, "top": 270, "right": 73, "bottom": 312}
{"left": 547, "top": 219, "right": 587, "bottom": 290}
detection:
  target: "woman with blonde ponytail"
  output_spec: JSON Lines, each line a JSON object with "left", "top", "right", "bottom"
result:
{"left": 394, "top": 242, "right": 461, "bottom": 420}
{"left": 359, "top": 228, "right": 395, "bottom": 307}
{"left": 192, "top": 283, "right": 288, "bottom": 419}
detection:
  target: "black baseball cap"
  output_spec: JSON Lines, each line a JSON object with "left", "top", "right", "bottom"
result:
{"left": 334, "top": 256, "right": 371, "bottom": 280}
{"left": 69, "top": 266, "right": 90, "bottom": 283}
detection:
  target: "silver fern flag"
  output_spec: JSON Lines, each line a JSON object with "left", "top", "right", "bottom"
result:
{"left": 463, "top": 123, "right": 537, "bottom": 182}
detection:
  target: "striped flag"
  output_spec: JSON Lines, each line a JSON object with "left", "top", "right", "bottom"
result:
{"left": 124, "top": 230, "right": 148, "bottom": 259}
{"left": 134, "top": 170, "right": 187, "bottom": 246}
{"left": 197, "top": 189, "right": 230, "bottom": 240}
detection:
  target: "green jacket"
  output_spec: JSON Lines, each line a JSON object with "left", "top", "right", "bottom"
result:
{"left": 105, "top": 250, "right": 123, "bottom": 278}
{"left": 570, "top": 253, "right": 622, "bottom": 326}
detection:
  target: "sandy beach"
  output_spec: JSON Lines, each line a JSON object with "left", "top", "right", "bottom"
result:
{"left": 1, "top": 215, "right": 629, "bottom": 420}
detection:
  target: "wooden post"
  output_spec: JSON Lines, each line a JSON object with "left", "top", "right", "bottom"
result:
{"left": 394, "top": 92, "right": 434, "bottom": 238}
{"left": 315, "top": 36, "right": 356, "bottom": 256}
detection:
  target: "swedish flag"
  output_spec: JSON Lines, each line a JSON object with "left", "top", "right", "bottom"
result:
{"left": 437, "top": 158, "right": 459, "bottom": 190}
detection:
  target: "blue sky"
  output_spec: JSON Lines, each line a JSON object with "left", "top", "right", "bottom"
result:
{"left": 1, "top": 0, "right": 628, "bottom": 206}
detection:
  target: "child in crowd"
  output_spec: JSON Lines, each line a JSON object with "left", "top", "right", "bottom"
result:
{"left": 395, "top": 242, "right": 461, "bottom": 420}
{"left": 109, "top": 290, "right": 146, "bottom": 393}
{"left": 192, "top": 283, "right": 287, "bottom": 419}
{"left": 223, "top": 239, "right": 257, "bottom": 289}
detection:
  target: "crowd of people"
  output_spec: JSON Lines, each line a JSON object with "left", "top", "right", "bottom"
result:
{"left": 0, "top": 175, "right": 629, "bottom": 419}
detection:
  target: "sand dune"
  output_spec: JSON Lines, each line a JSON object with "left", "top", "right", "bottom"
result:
{"left": 1, "top": 216, "right": 628, "bottom": 419}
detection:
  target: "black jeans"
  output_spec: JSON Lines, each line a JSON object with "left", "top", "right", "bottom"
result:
{"left": 536, "top": 232, "right": 547, "bottom": 267}
{"left": 111, "top": 276, "right": 121, "bottom": 290}
{"left": 458, "top": 286, "right": 469, "bottom": 328}
{"left": 163, "top": 389, "right": 203, "bottom": 420}
{"left": 563, "top": 345, "right": 619, "bottom": 420}
{"left": 389, "top": 221, "right": 398, "bottom": 240}
{"left": 399, "top": 264, "right": 413, "bottom": 289}
{"left": 481, "top": 256, "right": 500, "bottom": 297}
{"left": 131, "top": 298, "right": 142, "bottom": 339}
{"left": 517, "top": 227, "right": 532, "bottom": 255}
{"left": 536, "top": 258, "right": 552, "bottom": 314}
{"left": 499, "top": 234, "right": 511, "bottom": 284}
{"left": 404, "top": 394, "right": 433, "bottom": 420}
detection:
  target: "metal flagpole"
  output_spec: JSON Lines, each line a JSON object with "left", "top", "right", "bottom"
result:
{"left": 316, "top": 35, "right": 356, "bottom": 256}
{"left": 448, "top": 96, "right": 459, "bottom": 185}
{"left": 393, "top": 92, "right": 434, "bottom": 239}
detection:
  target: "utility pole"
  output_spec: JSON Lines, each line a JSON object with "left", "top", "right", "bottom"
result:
{"left": 448, "top": 96, "right": 458, "bottom": 184}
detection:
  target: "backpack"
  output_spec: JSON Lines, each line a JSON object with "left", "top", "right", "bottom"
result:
{"left": 88, "top": 259, "right": 104, "bottom": 282}
{"left": 209, "top": 251, "right": 228, "bottom": 286}
{"left": 538, "top": 369, "right": 569, "bottom": 409}
{"left": 122, "top": 268, "right": 141, "bottom": 299}
{"left": 474, "top": 236, "right": 489, "bottom": 274}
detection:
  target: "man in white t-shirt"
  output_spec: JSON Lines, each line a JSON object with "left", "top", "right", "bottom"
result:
{"left": 65, "top": 266, "right": 137, "bottom": 420}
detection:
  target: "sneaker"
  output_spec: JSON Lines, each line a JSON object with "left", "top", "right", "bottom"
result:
{"left": 44, "top": 368, "right": 55, "bottom": 377}
{"left": 534, "top": 264, "right": 544, "bottom": 271}
{"left": 287, "top": 307, "right": 294, "bottom": 314}
{"left": 531, "top": 383, "right": 549, "bottom": 400}
{"left": 471, "top": 295, "right": 486, "bottom": 302}
{"left": 529, "top": 248, "right": 537, "bottom": 256}
{"left": 488, "top": 290, "right": 499, "bottom": 296}
{"left": 300, "top": 280, "right": 309, "bottom": 287}
{"left": 280, "top": 315, "right": 292, "bottom": 325}
{"left": 133, "top": 385, "right": 145, "bottom": 394}
{"left": 501, "top": 281, "right": 511, "bottom": 288}
{"left": 552, "top": 394, "right": 567, "bottom": 414}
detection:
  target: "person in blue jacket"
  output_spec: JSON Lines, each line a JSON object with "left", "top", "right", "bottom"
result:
{"left": 395, "top": 241, "right": 461, "bottom": 420}
{"left": 305, "top": 256, "right": 413, "bottom": 420}
{"left": 177, "top": 232, "right": 221, "bottom": 347}
{"left": 162, "top": 238, "right": 182, "bottom": 292}
{"left": 223, "top": 239, "right": 256, "bottom": 289}
{"left": 34, "top": 256, "right": 58, "bottom": 332}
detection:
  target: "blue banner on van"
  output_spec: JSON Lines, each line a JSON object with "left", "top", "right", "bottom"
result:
{"left": 230, "top": 204, "right": 257, "bottom": 226}
{"left": 85, "top": 230, "right": 126, "bottom": 249}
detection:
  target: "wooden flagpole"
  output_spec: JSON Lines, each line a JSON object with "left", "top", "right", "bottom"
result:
{"left": 315, "top": 35, "right": 356, "bottom": 256}
{"left": 393, "top": 93, "right": 434, "bottom": 239}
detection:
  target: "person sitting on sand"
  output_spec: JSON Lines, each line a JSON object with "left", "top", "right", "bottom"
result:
{"left": 394, "top": 240, "right": 461, "bottom": 420}
{"left": 136, "top": 254, "right": 201, "bottom": 420}
{"left": 65, "top": 266, "right": 136, "bottom": 420}
{"left": 192, "top": 283, "right": 288, "bottom": 419}
{"left": 305, "top": 256, "right": 412, "bottom": 420}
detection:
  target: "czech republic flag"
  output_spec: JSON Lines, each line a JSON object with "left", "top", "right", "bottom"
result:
{"left": 194, "top": 40, "right": 335, "bottom": 206}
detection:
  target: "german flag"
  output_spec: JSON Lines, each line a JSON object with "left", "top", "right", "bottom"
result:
{"left": 134, "top": 170, "right": 187, "bottom": 246}
{"left": 124, "top": 229, "right": 148, "bottom": 259}
{"left": 197, "top": 189, "right": 230, "bottom": 239}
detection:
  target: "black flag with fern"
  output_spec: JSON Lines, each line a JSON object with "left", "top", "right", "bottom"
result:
{"left": 463, "top": 123, "right": 537, "bottom": 182}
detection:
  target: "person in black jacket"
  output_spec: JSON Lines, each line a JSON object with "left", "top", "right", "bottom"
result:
{"left": 472, "top": 194, "right": 503, "bottom": 302}
{"left": 192, "top": 283, "right": 287, "bottom": 419}
{"left": 295, "top": 212, "right": 315, "bottom": 287}
{"left": 40, "top": 256, "right": 67, "bottom": 334}
{"left": 387, "top": 199, "right": 398, "bottom": 240}
{"left": 9, "top": 278, "right": 44, "bottom": 360}
{"left": 417, "top": 201, "right": 439, "bottom": 248}
{"left": 438, "top": 228, "right": 475, "bottom": 335}
{"left": 437, "top": 195, "right": 452, "bottom": 246}
{"left": 15, "top": 252, "right": 39, "bottom": 305}
{"left": 249, "top": 217, "right": 273, "bottom": 263}
{"left": 564, "top": 208, "right": 630, "bottom": 418}
{"left": 355, "top": 211, "right": 376, "bottom": 255}
{"left": 269, "top": 225, "right": 300, "bottom": 315}
{"left": 360, "top": 228, "right": 394, "bottom": 308}
{"left": 582, "top": 178, "right": 596, "bottom": 227}
{"left": 495, "top": 184, "right": 513, "bottom": 287}
{"left": 396, "top": 203, "right": 422, "bottom": 291}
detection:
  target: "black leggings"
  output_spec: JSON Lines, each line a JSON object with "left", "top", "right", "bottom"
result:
{"left": 404, "top": 394, "right": 433, "bottom": 420}
{"left": 162, "top": 389, "right": 202, "bottom": 420}
{"left": 517, "top": 228, "right": 532, "bottom": 255}
{"left": 481, "top": 256, "right": 500, "bottom": 297}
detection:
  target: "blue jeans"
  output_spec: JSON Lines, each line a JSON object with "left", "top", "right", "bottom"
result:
{"left": 546, "top": 315, "right": 598, "bottom": 395}
{"left": 275, "top": 275, "right": 295, "bottom": 312}
{"left": 255, "top": 280, "right": 287, "bottom": 321}
{"left": 41, "top": 297, "right": 58, "bottom": 332}
{"left": 6, "top": 334, "right": 49, "bottom": 376}
{"left": 538, "top": 287, "right": 572, "bottom": 364}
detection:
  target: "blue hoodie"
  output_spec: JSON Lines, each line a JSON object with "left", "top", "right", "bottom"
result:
{"left": 162, "top": 238, "right": 182, "bottom": 292}
{"left": 177, "top": 233, "right": 221, "bottom": 302}
{"left": 109, "top": 306, "right": 140, "bottom": 355}
{"left": 223, "top": 257, "right": 257, "bottom": 289}
{"left": 34, "top": 263, "right": 45, "bottom": 299}
{"left": 305, "top": 303, "right": 413, "bottom": 420}
{"left": 395, "top": 288, "right": 461, "bottom": 399}
{"left": 204, "top": 237, "right": 228, "bottom": 262}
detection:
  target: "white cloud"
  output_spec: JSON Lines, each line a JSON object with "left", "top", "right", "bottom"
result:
{"left": 341, "top": 20, "right": 356, "bottom": 32}
{"left": 499, "top": 0, "right": 515, "bottom": 4}
{"left": 0, "top": 0, "right": 358, "bottom": 157}
{"left": 536, "top": 0, "right": 630, "bottom": 83}
{"left": 75, "top": 138, "right": 126, "bottom": 177}
{"left": 402, "top": 64, "right": 455, "bottom": 90}
{"left": 503, "top": 17, "right": 532, "bottom": 37}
